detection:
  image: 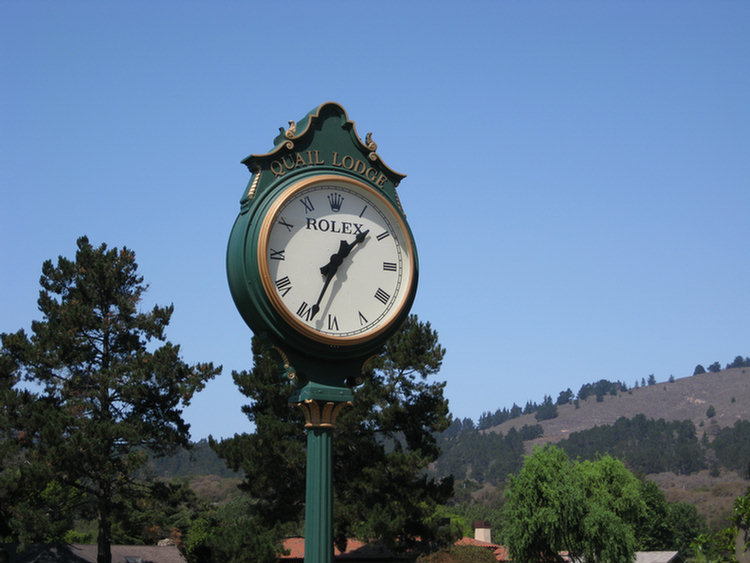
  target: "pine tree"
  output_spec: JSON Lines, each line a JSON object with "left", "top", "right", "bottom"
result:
{"left": 211, "top": 314, "right": 452, "bottom": 555}
{"left": 1, "top": 237, "right": 220, "bottom": 563}
{"left": 333, "top": 315, "right": 453, "bottom": 549}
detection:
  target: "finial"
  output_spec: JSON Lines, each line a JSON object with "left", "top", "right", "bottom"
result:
{"left": 285, "top": 120, "right": 297, "bottom": 139}
{"left": 365, "top": 132, "right": 377, "bottom": 152}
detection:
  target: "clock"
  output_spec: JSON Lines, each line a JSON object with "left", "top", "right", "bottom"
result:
{"left": 254, "top": 173, "right": 417, "bottom": 349}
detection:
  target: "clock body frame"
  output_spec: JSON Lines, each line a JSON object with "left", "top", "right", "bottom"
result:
{"left": 227, "top": 101, "right": 417, "bottom": 373}
{"left": 228, "top": 171, "right": 418, "bottom": 362}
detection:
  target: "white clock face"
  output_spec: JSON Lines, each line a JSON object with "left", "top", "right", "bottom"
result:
{"left": 257, "top": 175, "right": 415, "bottom": 345}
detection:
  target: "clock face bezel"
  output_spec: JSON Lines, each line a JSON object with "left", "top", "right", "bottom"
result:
{"left": 256, "top": 174, "right": 416, "bottom": 347}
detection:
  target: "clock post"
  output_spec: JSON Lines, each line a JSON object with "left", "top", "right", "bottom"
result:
{"left": 226, "top": 102, "right": 418, "bottom": 563}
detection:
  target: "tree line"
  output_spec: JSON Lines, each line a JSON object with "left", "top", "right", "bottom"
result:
{"left": 3, "top": 237, "right": 749, "bottom": 563}
{"left": 476, "top": 378, "right": 636, "bottom": 429}
{"left": 476, "top": 359, "right": 749, "bottom": 432}
{"left": 1, "top": 237, "right": 453, "bottom": 563}
{"left": 434, "top": 414, "right": 750, "bottom": 486}
{"left": 694, "top": 356, "right": 750, "bottom": 374}
{"left": 151, "top": 414, "right": 750, "bottom": 493}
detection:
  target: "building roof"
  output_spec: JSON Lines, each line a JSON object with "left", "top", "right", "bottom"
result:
{"left": 453, "top": 537, "right": 509, "bottom": 561}
{"left": 282, "top": 537, "right": 511, "bottom": 562}
{"left": 279, "top": 539, "right": 683, "bottom": 563}
{"left": 634, "top": 552, "right": 681, "bottom": 563}
{"left": 281, "top": 537, "right": 406, "bottom": 561}
{"left": 0, "top": 544, "right": 186, "bottom": 563}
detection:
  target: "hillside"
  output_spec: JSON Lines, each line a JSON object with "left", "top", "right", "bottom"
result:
{"left": 450, "top": 367, "right": 750, "bottom": 529}
{"left": 148, "top": 367, "right": 750, "bottom": 529}
{"left": 486, "top": 368, "right": 750, "bottom": 447}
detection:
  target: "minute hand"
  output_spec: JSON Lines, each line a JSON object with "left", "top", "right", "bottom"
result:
{"left": 310, "top": 230, "right": 370, "bottom": 319}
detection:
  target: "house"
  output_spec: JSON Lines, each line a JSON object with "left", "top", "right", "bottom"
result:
{"left": 280, "top": 524, "right": 686, "bottom": 563}
{"left": 280, "top": 533, "right": 510, "bottom": 562}
{"left": 453, "top": 537, "right": 509, "bottom": 562}
{"left": 445, "top": 521, "right": 509, "bottom": 561}
{"left": 0, "top": 544, "right": 186, "bottom": 563}
{"left": 281, "top": 537, "right": 408, "bottom": 562}
{"left": 634, "top": 552, "right": 682, "bottom": 563}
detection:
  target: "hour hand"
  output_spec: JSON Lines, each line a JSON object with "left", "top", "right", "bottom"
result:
{"left": 320, "top": 240, "right": 349, "bottom": 277}
{"left": 320, "top": 230, "right": 369, "bottom": 277}
{"left": 311, "top": 231, "right": 370, "bottom": 319}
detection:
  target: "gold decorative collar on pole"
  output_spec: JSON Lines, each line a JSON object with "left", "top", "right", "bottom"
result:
{"left": 295, "top": 399, "right": 351, "bottom": 429}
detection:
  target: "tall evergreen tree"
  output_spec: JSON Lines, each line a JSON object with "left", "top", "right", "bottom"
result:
{"left": 1, "top": 237, "right": 220, "bottom": 563}
{"left": 333, "top": 315, "right": 453, "bottom": 549}
{"left": 0, "top": 350, "right": 71, "bottom": 543}
{"left": 211, "top": 314, "right": 452, "bottom": 555}
{"left": 534, "top": 395, "right": 558, "bottom": 421}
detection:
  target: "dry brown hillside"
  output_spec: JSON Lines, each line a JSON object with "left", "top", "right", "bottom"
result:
{"left": 486, "top": 367, "right": 750, "bottom": 447}
{"left": 483, "top": 367, "right": 750, "bottom": 530}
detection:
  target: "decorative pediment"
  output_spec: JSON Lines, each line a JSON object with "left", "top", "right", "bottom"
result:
{"left": 238, "top": 102, "right": 405, "bottom": 209}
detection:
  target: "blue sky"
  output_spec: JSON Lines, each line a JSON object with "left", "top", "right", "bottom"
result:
{"left": 2, "top": 2, "right": 748, "bottom": 440}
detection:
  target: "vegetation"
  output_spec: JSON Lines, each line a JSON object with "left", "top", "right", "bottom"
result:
{"left": 435, "top": 414, "right": 715, "bottom": 486}
{"left": 578, "top": 378, "right": 628, "bottom": 401}
{"left": 534, "top": 395, "right": 558, "bottom": 421}
{"left": 711, "top": 421, "right": 750, "bottom": 477}
{"left": 502, "top": 445, "right": 707, "bottom": 563}
{"left": 691, "top": 486, "right": 750, "bottom": 563}
{"left": 182, "top": 497, "right": 285, "bottom": 563}
{"left": 726, "top": 356, "right": 750, "bottom": 370}
{"left": 435, "top": 425, "right": 535, "bottom": 484}
{"left": 477, "top": 378, "right": 630, "bottom": 429}
{"left": 2, "top": 238, "right": 749, "bottom": 562}
{"left": 209, "top": 315, "right": 453, "bottom": 556}
{"left": 416, "top": 545, "right": 498, "bottom": 563}
{"left": 143, "top": 439, "right": 238, "bottom": 480}
{"left": 558, "top": 415, "right": 706, "bottom": 475}
{"left": 0, "top": 237, "right": 220, "bottom": 563}
{"left": 503, "top": 446, "right": 639, "bottom": 563}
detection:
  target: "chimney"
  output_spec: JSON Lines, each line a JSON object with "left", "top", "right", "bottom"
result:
{"left": 474, "top": 520, "right": 492, "bottom": 543}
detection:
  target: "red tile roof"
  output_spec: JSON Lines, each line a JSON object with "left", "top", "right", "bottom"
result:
{"left": 281, "top": 538, "right": 394, "bottom": 561}
{"left": 282, "top": 537, "right": 510, "bottom": 562}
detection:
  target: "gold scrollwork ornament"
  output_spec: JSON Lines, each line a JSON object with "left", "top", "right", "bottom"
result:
{"left": 365, "top": 132, "right": 378, "bottom": 161}
{"left": 285, "top": 120, "right": 297, "bottom": 139}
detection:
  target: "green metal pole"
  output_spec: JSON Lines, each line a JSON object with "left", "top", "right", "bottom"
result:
{"left": 292, "top": 385, "right": 352, "bottom": 563}
{"left": 304, "top": 426, "right": 333, "bottom": 563}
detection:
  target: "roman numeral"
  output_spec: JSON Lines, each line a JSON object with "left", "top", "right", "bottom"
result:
{"left": 374, "top": 288, "right": 390, "bottom": 305}
{"left": 383, "top": 262, "right": 397, "bottom": 272}
{"left": 270, "top": 248, "right": 285, "bottom": 261}
{"left": 358, "top": 311, "right": 368, "bottom": 325}
{"left": 296, "top": 301, "right": 313, "bottom": 321}
{"left": 274, "top": 276, "right": 292, "bottom": 297}
{"left": 300, "top": 196, "right": 314, "bottom": 213}
{"left": 376, "top": 231, "right": 390, "bottom": 241}
{"left": 327, "top": 314, "right": 339, "bottom": 331}
{"left": 358, "top": 205, "right": 368, "bottom": 218}
{"left": 278, "top": 217, "right": 294, "bottom": 232}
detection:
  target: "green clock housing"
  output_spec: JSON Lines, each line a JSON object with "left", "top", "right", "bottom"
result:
{"left": 227, "top": 102, "right": 418, "bottom": 367}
